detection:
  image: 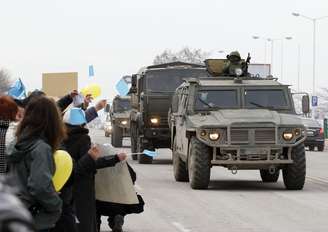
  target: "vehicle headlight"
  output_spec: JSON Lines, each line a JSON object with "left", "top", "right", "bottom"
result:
{"left": 150, "top": 117, "right": 159, "bottom": 124}
{"left": 121, "top": 120, "right": 128, "bottom": 125}
{"left": 209, "top": 132, "right": 220, "bottom": 141}
{"left": 235, "top": 68, "right": 243, "bottom": 76}
{"left": 282, "top": 131, "right": 294, "bottom": 141}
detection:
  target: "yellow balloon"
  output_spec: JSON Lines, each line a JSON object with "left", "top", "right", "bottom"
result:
{"left": 52, "top": 150, "right": 73, "bottom": 192}
{"left": 80, "top": 86, "right": 89, "bottom": 96}
{"left": 80, "top": 84, "right": 101, "bottom": 98}
{"left": 88, "top": 83, "right": 101, "bottom": 98}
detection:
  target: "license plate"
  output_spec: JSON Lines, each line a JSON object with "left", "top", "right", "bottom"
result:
{"left": 307, "top": 131, "right": 314, "bottom": 136}
{"left": 240, "top": 148, "right": 268, "bottom": 155}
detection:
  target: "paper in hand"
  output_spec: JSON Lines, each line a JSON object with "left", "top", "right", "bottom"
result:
{"left": 73, "top": 93, "right": 84, "bottom": 107}
{"left": 95, "top": 143, "right": 117, "bottom": 157}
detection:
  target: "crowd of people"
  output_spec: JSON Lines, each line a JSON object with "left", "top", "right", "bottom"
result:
{"left": 0, "top": 89, "right": 144, "bottom": 232}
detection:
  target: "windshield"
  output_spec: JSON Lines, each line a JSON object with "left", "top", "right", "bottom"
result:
{"left": 245, "top": 89, "right": 288, "bottom": 109}
{"left": 146, "top": 69, "right": 208, "bottom": 92}
{"left": 113, "top": 99, "right": 131, "bottom": 112}
{"left": 195, "top": 90, "right": 239, "bottom": 110}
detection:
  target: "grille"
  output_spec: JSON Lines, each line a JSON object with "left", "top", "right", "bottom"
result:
{"left": 160, "top": 117, "right": 168, "bottom": 125}
{"left": 230, "top": 128, "right": 276, "bottom": 144}
{"left": 231, "top": 129, "right": 248, "bottom": 144}
{"left": 255, "top": 129, "right": 275, "bottom": 144}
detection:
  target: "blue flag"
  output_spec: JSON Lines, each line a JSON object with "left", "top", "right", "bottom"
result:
{"left": 8, "top": 78, "right": 26, "bottom": 99}
{"left": 142, "top": 150, "right": 158, "bottom": 157}
{"left": 88, "top": 65, "right": 94, "bottom": 77}
{"left": 115, "top": 79, "right": 130, "bottom": 96}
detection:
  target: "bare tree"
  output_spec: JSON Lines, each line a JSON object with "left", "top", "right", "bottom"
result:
{"left": 153, "top": 47, "right": 210, "bottom": 65}
{"left": 0, "top": 69, "right": 12, "bottom": 95}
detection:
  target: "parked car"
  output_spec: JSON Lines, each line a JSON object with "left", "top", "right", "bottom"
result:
{"left": 302, "top": 118, "right": 325, "bottom": 151}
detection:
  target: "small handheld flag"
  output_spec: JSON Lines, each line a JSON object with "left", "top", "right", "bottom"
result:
{"left": 142, "top": 150, "right": 158, "bottom": 157}
{"left": 116, "top": 79, "right": 130, "bottom": 96}
{"left": 8, "top": 78, "right": 26, "bottom": 99}
{"left": 127, "top": 150, "right": 158, "bottom": 158}
{"left": 89, "top": 65, "right": 95, "bottom": 77}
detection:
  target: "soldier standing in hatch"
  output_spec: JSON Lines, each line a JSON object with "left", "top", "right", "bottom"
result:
{"left": 222, "top": 51, "right": 247, "bottom": 76}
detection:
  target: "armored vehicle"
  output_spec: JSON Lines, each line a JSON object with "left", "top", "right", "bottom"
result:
{"left": 110, "top": 95, "right": 131, "bottom": 147}
{"left": 129, "top": 62, "right": 209, "bottom": 163}
{"left": 170, "top": 58, "right": 309, "bottom": 190}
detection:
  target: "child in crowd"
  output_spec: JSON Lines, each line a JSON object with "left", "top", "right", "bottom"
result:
{"left": 60, "top": 108, "right": 126, "bottom": 232}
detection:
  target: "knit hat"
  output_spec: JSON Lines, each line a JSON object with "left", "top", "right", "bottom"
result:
{"left": 63, "top": 107, "right": 87, "bottom": 125}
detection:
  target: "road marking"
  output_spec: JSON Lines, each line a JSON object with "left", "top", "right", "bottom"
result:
{"left": 172, "top": 222, "right": 191, "bottom": 232}
{"left": 307, "top": 176, "right": 328, "bottom": 184}
{"left": 135, "top": 184, "right": 143, "bottom": 191}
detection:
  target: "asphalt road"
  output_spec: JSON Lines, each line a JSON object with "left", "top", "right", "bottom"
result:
{"left": 90, "top": 129, "right": 328, "bottom": 232}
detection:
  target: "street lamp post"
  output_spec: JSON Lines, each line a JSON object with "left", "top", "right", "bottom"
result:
{"left": 252, "top": 36, "right": 292, "bottom": 79}
{"left": 292, "top": 12, "right": 328, "bottom": 95}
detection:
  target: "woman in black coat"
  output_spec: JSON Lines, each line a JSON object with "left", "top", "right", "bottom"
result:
{"left": 61, "top": 108, "right": 126, "bottom": 232}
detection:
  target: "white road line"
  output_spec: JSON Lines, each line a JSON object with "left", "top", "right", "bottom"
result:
{"left": 135, "top": 184, "right": 143, "bottom": 191}
{"left": 172, "top": 222, "right": 191, "bottom": 232}
{"left": 307, "top": 176, "right": 328, "bottom": 184}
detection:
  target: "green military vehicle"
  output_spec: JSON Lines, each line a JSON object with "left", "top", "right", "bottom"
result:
{"left": 110, "top": 95, "right": 131, "bottom": 147}
{"left": 129, "top": 62, "right": 209, "bottom": 163}
{"left": 170, "top": 57, "right": 309, "bottom": 190}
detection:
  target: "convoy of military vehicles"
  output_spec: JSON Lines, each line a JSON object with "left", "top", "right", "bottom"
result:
{"left": 106, "top": 51, "right": 316, "bottom": 191}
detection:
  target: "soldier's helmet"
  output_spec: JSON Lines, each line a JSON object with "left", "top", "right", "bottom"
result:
{"left": 227, "top": 51, "right": 241, "bottom": 62}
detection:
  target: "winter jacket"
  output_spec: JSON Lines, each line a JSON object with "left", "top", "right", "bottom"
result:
{"left": 0, "top": 120, "right": 10, "bottom": 174}
{"left": 63, "top": 125, "right": 119, "bottom": 232}
{"left": 8, "top": 134, "right": 62, "bottom": 230}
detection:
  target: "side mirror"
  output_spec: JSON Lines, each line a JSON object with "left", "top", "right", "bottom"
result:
{"left": 302, "top": 95, "right": 310, "bottom": 114}
{"left": 129, "top": 74, "right": 137, "bottom": 94}
{"left": 105, "top": 103, "right": 110, "bottom": 113}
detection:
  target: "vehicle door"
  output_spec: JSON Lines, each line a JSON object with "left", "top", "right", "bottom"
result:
{"left": 175, "top": 87, "right": 189, "bottom": 157}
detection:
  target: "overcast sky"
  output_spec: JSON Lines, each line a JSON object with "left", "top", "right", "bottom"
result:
{"left": 1, "top": 0, "right": 328, "bottom": 99}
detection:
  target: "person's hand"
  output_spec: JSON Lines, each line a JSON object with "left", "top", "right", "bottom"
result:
{"left": 117, "top": 153, "right": 127, "bottom": 161}
{"left": 84, "top": 94, "right": 93, "bottom": 108}
{"left": 95, "top": 99, "right": 107, "bottom": 111}
{"left": 88, "top": 146, "right": 101, "bottom": 160}
{"left": 70, "top": 90, "right": 78, "bottom": 98}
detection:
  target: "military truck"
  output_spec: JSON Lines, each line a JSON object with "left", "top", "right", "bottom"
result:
{"left": 170, "top": 58, "right": 309, "bottom": 190}
{"left": 129, "top": 62, "right": 209, "bottom": 163}
{"left": 110, "top": 95, "right": 131, "bottom": 147}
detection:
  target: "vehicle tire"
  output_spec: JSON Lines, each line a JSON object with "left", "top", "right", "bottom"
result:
{"left": 105, "top": 131, "right": 110, "bottom": 137}
{"left": 309, "top": 145, "right": 314, "bottom": 151}
{"left": 111, "top": 123, "right": 123, "bottom": 147}
{"left": 130, "top": 122, "right": 138, "bottom": 160}
{"left": 260, "top": 169, "right": 280, "bottom": 183}
{"left": 173, "top": 136, "right": 189, "bottom": 182}
{"left": 317, "top": 145, "right": 324, "bottom": 152}
{"left": 137, "top": 140, "right": 153, "bottom": 164}
{"left": 188, "top": 137, "right": 211, "bottom": 189}
{"left": 282, "top": 143, "right": 306, "bottom": 190}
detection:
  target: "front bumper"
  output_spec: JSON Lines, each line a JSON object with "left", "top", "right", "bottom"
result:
{"left": 144, "top": 128, "right": 170, "bottom": 140}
